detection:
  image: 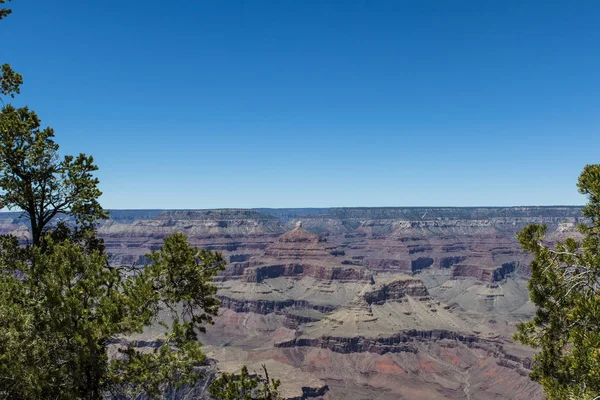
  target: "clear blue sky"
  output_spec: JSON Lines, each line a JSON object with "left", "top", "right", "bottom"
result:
{"left": 3, "top": 0, "right": 599, "bottom": 208}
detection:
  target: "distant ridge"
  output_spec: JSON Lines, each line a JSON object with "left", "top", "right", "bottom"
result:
{"left": 98, "top": 206, "right": 587, "bottom": 223}
{"left": 0, "top": 206, "right": 585, "bottom": 223}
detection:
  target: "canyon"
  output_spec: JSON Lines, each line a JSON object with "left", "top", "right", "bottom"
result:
{"left": 0, "top": 207, "right": 584, "bottom": 399}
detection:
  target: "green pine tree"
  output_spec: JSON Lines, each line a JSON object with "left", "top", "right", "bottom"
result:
{"left": 515, "top": 164, "right": 600, "bottom": 399}
{"left": 0, "top": 3, "right": 228, "bottom": 397}
{"left": 0, "top": 1, "right": 23, "bottom": 99}
{"left": 0, "top": 231, "right": 226, "bottom": 399}
{"left": 0, "top": 105, "right": 107, "bottom": 248}
{"left": 0, "top": 3, "right": 288, "bottom": 398}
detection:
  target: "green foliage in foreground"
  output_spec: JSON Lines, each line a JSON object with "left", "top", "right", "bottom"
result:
{"left": 0, "top": 2, "right": 289, "bottom": 399}
{"left": 0, "top": 105, "right": 107, "bottom": 248}
{"left": 1, "top": 1, "right": 23, "bottom": 98}
{"left": 210, "top": 365, "right": 281, "bottom": 400}
{"left": 0, "top": 233, "right": 225, "bottom": 399}
{"left": 515, "top": 164, "right": 600, "bottom": 399}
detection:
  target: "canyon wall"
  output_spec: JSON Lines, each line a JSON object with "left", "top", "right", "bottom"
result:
{"left": 0, "top": 207, "right": 584, "bottom": 399}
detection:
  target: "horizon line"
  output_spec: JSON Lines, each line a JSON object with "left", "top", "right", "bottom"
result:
{"left": 0, "top": 204, "right": 585, "bottom": 213}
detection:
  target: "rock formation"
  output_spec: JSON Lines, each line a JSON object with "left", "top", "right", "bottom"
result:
{"left": 0, "top": 207, "right": 584, "bottom": 399}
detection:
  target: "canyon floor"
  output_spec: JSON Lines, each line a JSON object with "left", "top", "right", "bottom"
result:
{"left": 0, "top": 207, "right": 583, "bottom": 399}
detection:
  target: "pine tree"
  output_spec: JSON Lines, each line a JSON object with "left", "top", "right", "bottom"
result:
{"left": 515, "top": 164, "right": 600, "bottom": 399}
{"left": 0, "top": 1, "right": 23, "bottom": 99}
{"left": 0, "top": 231, "right": 225, "bottom": 399}
{"left": 0, "top": 3, "right": 227, "bottom": 397}
{"left": 0, "top": 105, "right": 107, "bottom": 247}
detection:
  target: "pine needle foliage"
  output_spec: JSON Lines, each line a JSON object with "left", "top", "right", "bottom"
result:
{"left": 515, "top": 164, "right": 600, "bottom": 399}
{"left": 0, "top": 4, "right": 282, "bottom": 399}
{"left": 210, "top": 365, "right": 282, "bottom": 400}
{"left": 0, "top": 233, "right": 225, "bottom": 399}
{"left": 0, "top": 105, "right": 107, "bottom": 247}
{"left": 0, "top": 1, "right": 23, "bottom": 99}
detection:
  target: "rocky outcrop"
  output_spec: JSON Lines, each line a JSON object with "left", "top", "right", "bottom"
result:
{"left": 452, "top": 261, "right": 517, "bottom": 282}
{"left": 283, "top": 310, "right": 325, "bottom": 329}
{"left": 243, "top": 263, "right": 372, "bottom": 283}
{"left": 239, "top": 223, "right": 373, "bottom": 284}
{"left": 217, "top": 296, "right": 336, "bottom": 315}
{"left": 276, "top": 328, "right": 535, "bottom": 379}
{"left": 365, "top": 258, "right": 410, "bottom": 271}
{"left": 276, "top": 329, "right": 481, "bottom": 355}
{"left": 362, "top": 277, "right": 429, "bottom": 305}
{"left": 262, "top": 222, "right": 336, "bottom": 260}
{"left": 440, "top": 256, "right": 467, "bottom": 268}
{"left": 229, "top": 254, "right": 250, "bottom": 263}
{"left": 411, "top": 257, "right": 434, "bottom": 273}
{"left": 290, "top": 385, "right": 329, "bottom": 400}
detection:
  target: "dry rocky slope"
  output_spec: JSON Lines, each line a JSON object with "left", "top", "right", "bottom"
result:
{"left": 0, "top": 207, "right": 583, "bottom": 399}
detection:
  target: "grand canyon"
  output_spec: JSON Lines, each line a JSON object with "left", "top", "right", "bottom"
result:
{"left": 0, "top": 207, "right": 583, "bottom": 399}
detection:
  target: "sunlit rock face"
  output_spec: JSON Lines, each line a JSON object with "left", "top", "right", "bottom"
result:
{"left": 241, "top": 222, "right": 373, "bottom": 284}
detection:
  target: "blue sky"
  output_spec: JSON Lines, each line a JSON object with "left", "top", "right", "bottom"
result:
{"left": 2, "top": 0, "right": 599, "bottom": 208}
